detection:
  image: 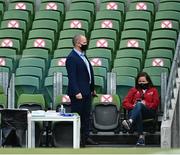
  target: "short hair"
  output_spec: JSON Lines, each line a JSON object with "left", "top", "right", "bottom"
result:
{"left": 72, "top": 34, "right": 82, "bottom": 46}
{"left": 135, "top": 72, "right": 153, "bottom": 89}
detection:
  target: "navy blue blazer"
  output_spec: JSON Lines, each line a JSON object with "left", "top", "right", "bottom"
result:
{"left": 66, "top": 49, "right": 95, "bottom": 96}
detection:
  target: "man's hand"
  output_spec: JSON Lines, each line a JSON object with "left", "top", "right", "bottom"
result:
{"left": 91, "top": 90, "right": 98, "bottom": 97}
{"left": 76, "top": 93, "right": 83, "bottom": 100}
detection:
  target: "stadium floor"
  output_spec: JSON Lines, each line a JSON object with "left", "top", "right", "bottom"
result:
{"left": 0, "top": 148, "right": 180, "bottom": 154}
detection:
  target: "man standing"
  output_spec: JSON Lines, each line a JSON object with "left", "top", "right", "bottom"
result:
{"left": 66, "top": 35, "right": 98, "bottom": 147}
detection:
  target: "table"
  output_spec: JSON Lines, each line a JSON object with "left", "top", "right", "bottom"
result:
{"left": 27, "top": 111, "right": 80, "bottom": 148}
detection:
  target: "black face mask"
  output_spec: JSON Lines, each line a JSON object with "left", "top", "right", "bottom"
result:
{"left": 138, "top": 83, "right": 149, "bottom": 90}
{"left": 80, "top": 44, "right": 88, "bottom": 51}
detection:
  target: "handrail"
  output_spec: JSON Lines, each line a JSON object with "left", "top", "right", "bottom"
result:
{"left": 163, "top": 34, "right": 180, "bottom": 121}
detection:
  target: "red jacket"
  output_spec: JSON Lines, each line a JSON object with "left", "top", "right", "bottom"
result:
{"left": 123, "top": 87, "right": 160, "bottom": 110}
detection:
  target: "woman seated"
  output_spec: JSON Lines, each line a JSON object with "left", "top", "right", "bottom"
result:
{"left": 122, "top": 72, "right": 160, "bottom": 146}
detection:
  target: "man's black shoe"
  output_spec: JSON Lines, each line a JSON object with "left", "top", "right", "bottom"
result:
{"left": 86, "top": 137, "right": 98, "bottom": 145}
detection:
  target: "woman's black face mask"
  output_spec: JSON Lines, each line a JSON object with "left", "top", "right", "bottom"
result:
{"left": 138, "top": 83, "right": 149, "bottom": 90}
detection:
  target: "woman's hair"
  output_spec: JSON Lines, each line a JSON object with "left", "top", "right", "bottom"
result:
{"left": 135, "top": 72, "right": 153, "bottom": 89}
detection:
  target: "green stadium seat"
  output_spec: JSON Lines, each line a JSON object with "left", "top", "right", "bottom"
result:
{"left": 153, "top": 20, "right": 179, "bottom": 33}
{"left": 96, "top": 10, "right": 122, "bottom": 25}
{"left": 0, "top": 48, "right": 17, "bottom": 65}
{"left": 91, "top": 94, "right": 121, "bottom": 132}
{"left": 94, "top": 76, "right": 105, "bottom": 93}
{"left": 22, "top": 48, "right": 49, "bottom": 65}
{"left": 112, "top": 66, "right": 138, "bottom": 78}
{"left": 0, "top": 94, "right": 7, "bottom": 108}
{"left": 8, "top": 2, "right": 35, "bottom": 17}
{"left": 146, "top": 49, "right": 173, "bottom": 61}
{"left": 59, "top": 29, "right": 86, "bottom": 39}
{"left": 32, "top": 19, "right": 59, "bottom": 34}
{"left": 90, "top": 57, "right": 110, "bottom": 72}
{"left": 123, "top": 20, "right": 150, "bottom": 34}
{"left": 35, "top": 10, "right": 62, "bottom": 25}
{"left": 101, "top": 0, "right": 126, "bottom": 7}
{"left": 50, "top": 58, "right": 66, "bottom": 67}
{"left": 159, "top": 0, "right": 180, "bottom": 2}
{"left": 1, "top": 20, "right": 27, "bottom": 34}
{"left": 149, "top": 39, "right": 176, "bottom": 53}
{"left": 114, "top": 58, "right": 141, "bottom": 71}
{"left": 158, "top": 2, "right": 180, "bottom": 12}
{"left": 116, "top": 49, "right": 143, "bottom": 63}
{"left": 155, "top": 11, "right": 180, "bottom": 23}
{"left": 63, "top": 20, "right": 90, "bottom": 35}
{"left": 53, "top": 48, "right": 71, "bottom": 58}
{"left": 90, "top": 29, "right": 117, "bottom": 42}
{"left": 119, "top": 39, "right": 146, "bottom": 53}
{"left": 0, "top": 0, "right": 5, "bottom": 15}
{"left": 57, "top": 39, "right": 73, "bottom": 49}
{"left": 16, "top": 67, "right": 43, "bottom": 86}
{"left": 0, "top": 38, "right": 21, "bottom": 54}
{"left": 129, "top": 1, "right": 155, "bottom": 16}
{"left": 88, "top": 38, "right": 116, "bottom": 55}
{"left": 94, "top": 19, "right": 121, "bottom": 34}
{"left": 26, "top": 38, "right": 53, "bottom": 53}
{"left": 116, "top": 75, "right": 135, "bottom": 101}
{"left": 48, "top": 67, "right": 67, "bottom": 77}
{"left": 15, "top": 76, "right": 40, "bottom": 97}
{"left": 0, "top": 57, "right": 14, "bottom": 72}
{"left": 18, "top": 58, "right": 46, "bottom": 75}
{"left": 86, "top": 48, "right": 112, "bottom": 66}
{"left": 143, "top": 67, "right": 169, "bottom": 76}
{"left": 150, "top": 75, "right": 161, "bottom": 94}
{"left": 10, "top": 0, "right": 35, "bottom": 4}
{"left": 93, "top": 67, "right": 107, "bottom": 81}
{"left": 144, "top": 58, "right": 171, "bottom": 71}
{"left": 99, "top": 1, "right": 125, "bottom": 17}
{"left": 151, "top": 29, "right": 178, "bottom": 42}
{"left": 71, "top": 0, "right": 96, "bottom": 5}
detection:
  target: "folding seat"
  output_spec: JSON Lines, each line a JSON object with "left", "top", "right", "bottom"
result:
{"left": 22, "top": 48, "right": 49, "bottom": 66}
{"left": 91, "top": 94, "right": 121, "bottom": 133}
{"left": 112, "top": 66, "right": 138, "bottom": 78}
{"left": 149, "top": 39, "right": 176, "bottom": 54}
{"left": 0, "top": 38, "right": 21, "bottom": 54}
{"left": 0, "top": 57, "right": 14, "bottom": 73}
{"left": 17, "top": 93, "right": 46, "bottom": 146}
{"left": 93, "top": 19, "right": 121, "bottom": 34}
{"left": 32, "top": 19, "right": 59, "bottom": 35}
{"left": 18, "top": 58, "right": 46, "bottom": 76}
{"left": 28, "top": 29, "right": 55, "bottom": 44}
{"left": 119, "top": 39, "right": 146, "bottom": 54}
{"left": 0, "top": 48, "right": 17, "bottom": 66}
{"left": 149, "top": 76, "right": 161, "bottom": 94}
{"left": 8, "top": 2, "right": 35, "bottom": 18}
{"left": 116, "top": 49, "right": 143, "bottom": 64}
{"left": 71, "top": 0, "right": 96, "bottom": 5}
{"left": 88, "top": 38, "right": 116, "bottom": 56}
{"left": 26, "top": 38, "right": 53, "bottom": 54}
{"left": 57, "top": 39, "right": 73, "bottom": 49}
{"left": 69, "top": 2, "right": 95, "bottom": 17}
{"left": 131, "top": 0, "right": 156, "bottom": 6}
{"left": 0, "top": 29, "right": 24, "bottom": 48}
{"left": 96, "top": 10, "right": 122, "bottom": 26}
{"left": 63, "top": 20, "right": 90, "bottom": 35}
{"left": 129, "top": 1, "right": 155, "bottom": 16}
{"left": 59, "top": 29, "right": 86, "bottom": 40}
{"left": 153, "top": 20, "right": 179, "bottom": 34}
{"left": 48, "top": 67, "right": 67, "bottom": 77}
{"left": 44, "top": 76, "right": 68, "bottom": 102}
{"left": 159, "top": 0, "right": 180, "bottom": 2}
{"left": 65, "top": 10, "right": 92, "bottom": 29}
{"left": 144, "top": 58, "right": 171, "bottom": 71}
{"left": 123, "top": 20, "right": 150, "bottom": 35}
{"left": 93, "top": 67, "right": 107, "bottom": 83}
{"left": 155, "top": 11, "right": 180, "bottom": 24}
{"left": 125, "top": 11, "right": 152, "bottom": 26}
{"left": 0, "top": 93, "right": 7, "bottom": 108}
{"left": 53, "top": 48, "right": 71, "bottom": 58}
{"left": 90, "top": 29, "right": 117, "bottom": 42}
{"left": 34, "top": 10, "right": 62, "bottom": 25}
{"left": 121, "top": 30, "right": 148, "bottom": 43}
{"left": 39, "top": 1, "right": 65, "bottom": 18}
{"left": 15, "top": 76, "right": 40, "bottom": 97}
{"left": 3, "top": 10, "right": 30, "bottom": 29}
{"left": 158, "top": 2, "right": 180, "bottom": 12}
{"left": 94, "top": 76, "right": 106, "bottom": 93}
{"left": 16, "top": 67, "right": 43, "bottom": 87}
{"left": 143, "top": 67, "right": 169, "bottom": 76}
{"left": 146, "top": 49, "right": 173, "bottom": 62}
{"left": 101, "top": 0, "right": 126, "bottom": 6}
{"left": 86, "top": 48, "right": 112, "bottom": 65}
{"left": 151, "top": 29, "right": 178, "bottom": 42}
{"left": 1, "top": 20, "right": 27, "bottom": 34}
{"left": 89, "top": 57, "right": 110, "bottom": 72}
{"left": 10, "top": 0, "right": 35, "bottom": 4}
{"left": 116, "top": 75, "right": 135, "bottom": 101}
{"left": 99, "top": 1, "right": 125, "bottom": 18}
{"left": 0, "top": 0, "right": 5, "bottom": 15}
{"left": 114, "top": 58, "right": 141, "bottom": 72}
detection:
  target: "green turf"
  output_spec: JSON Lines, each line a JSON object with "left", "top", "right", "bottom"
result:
{"left": 0, "top": 148, "right": 180, "bottom": 154}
